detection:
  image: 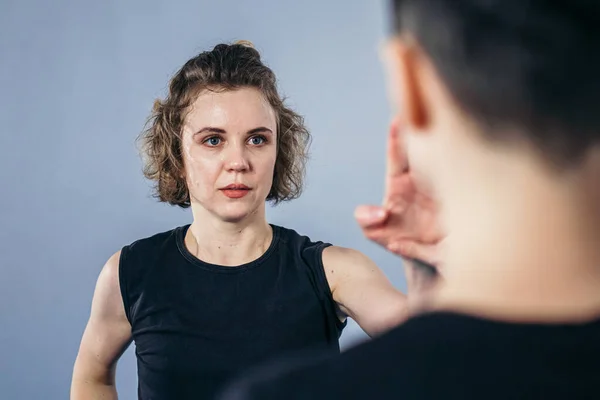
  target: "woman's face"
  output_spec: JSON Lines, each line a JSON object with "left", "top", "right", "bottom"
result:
{"left": 181, "top": 87, "right": 278, "bottom": 223}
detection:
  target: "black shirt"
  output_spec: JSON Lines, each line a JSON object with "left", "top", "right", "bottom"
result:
{"left": 119, "top": 224, "right": 346, "bottom": 399}
{"left": 220, "top": 311, "right": 600, "bottom": 399}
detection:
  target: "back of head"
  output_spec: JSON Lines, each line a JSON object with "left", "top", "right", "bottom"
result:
{"left": 391, "top": 0, "right": 600, "bottom": 169}
{"left": 139, "top": 41, "right": 310, "bottom": 208}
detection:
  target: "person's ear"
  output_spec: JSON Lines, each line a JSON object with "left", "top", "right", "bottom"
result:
{"left": 382, "top": 37, "right": 430, "bottom": 132}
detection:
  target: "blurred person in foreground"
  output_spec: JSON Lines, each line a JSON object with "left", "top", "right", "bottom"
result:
{"left": 219, "top": 0, "right": 600, "bottom": 398}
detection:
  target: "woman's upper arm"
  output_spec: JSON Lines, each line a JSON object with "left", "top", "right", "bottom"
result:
{"left": 72, "top": 250, "right": 132, "bottom": 383}
{"left": 322, "top": 246, "right": 408, "bottom": 337}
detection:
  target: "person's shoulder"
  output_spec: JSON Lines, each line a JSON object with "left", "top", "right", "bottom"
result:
{"left": 124, "top": 224, "right": 185, "bottom": 253}
{"left": 219, "top": 312, "right": 467, "bottom": 400}
{"left": 272, "top": 224, "right": 323, "bottom": 244}
{"left": 321, "top": 245, "right": 371, "bottom": 268}
{"left": 220, "top": 312, "right": 600, "bottom": 400}
{"left": 118, "top": 225, "right": 186, "bottom": 272}
{"left": 271, "top": 224, "right": 332, "bottom": 251}
{"left": 221, "top": 316, "right": 460, "bottom": 400}
{"left": 117, "top": 225, "right": 187, "bottom": 306}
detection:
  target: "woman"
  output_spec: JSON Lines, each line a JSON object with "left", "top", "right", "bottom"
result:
{"left": 70, "top": 41, "right": 407, "bottom": 400}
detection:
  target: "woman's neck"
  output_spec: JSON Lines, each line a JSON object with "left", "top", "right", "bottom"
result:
{"left": 186, "top": 206, "right": 273, "bottom": 267}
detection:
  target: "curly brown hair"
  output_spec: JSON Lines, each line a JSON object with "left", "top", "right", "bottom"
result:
{"left": 137, "top": 41, "right": 311, "bottom": 208}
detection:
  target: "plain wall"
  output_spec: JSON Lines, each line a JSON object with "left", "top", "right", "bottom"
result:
{"left": 0, "top": 1, "right": 407, "bottom": 398}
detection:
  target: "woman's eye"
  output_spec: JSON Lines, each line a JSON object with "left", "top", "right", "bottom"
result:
{"left": 249, "top": 136, "right": 266, "bottom": 145}
{"left": 204, "top": 137, "right": 222, "bottom": 146}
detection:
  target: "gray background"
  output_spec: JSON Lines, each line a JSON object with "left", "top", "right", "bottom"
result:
{"left": 0, "top": 0, "right": 406, "bottom": 398}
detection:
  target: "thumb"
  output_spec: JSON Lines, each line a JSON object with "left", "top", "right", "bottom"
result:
{"left": 354, "top": 205, "right": 389, "bottom": 228}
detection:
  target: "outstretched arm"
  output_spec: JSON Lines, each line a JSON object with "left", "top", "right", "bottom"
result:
{"left": 323, "top": 246, "right": 408, "bottom": 337}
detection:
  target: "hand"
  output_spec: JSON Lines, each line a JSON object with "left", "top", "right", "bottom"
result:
{"left": 354, "top": 118, "right": 444, "bottom": 266}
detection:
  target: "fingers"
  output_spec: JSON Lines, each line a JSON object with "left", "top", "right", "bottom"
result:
{"left": 354, "top": 205, "right": 389, "bottom": 228}
{"left": 387, "top": 240, "right": 440, "bottom": 267}
{"left": 386, "top": 116, "right": 409, "bottom": 177}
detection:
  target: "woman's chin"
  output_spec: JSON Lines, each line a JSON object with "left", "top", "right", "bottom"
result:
{"left": 217, "top": 204, "right": 261, "bottom": 224}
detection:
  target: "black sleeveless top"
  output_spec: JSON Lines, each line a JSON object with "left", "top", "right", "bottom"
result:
{"left": 119, "top": 224, "right": 346, "bottom": 399}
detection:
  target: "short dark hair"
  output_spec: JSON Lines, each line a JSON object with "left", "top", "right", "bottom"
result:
{"left": 138, "top": 41, "right": 311, "bottom": 208}
{"left": 391, "top": 0, "right": 600, "bottom": 168}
